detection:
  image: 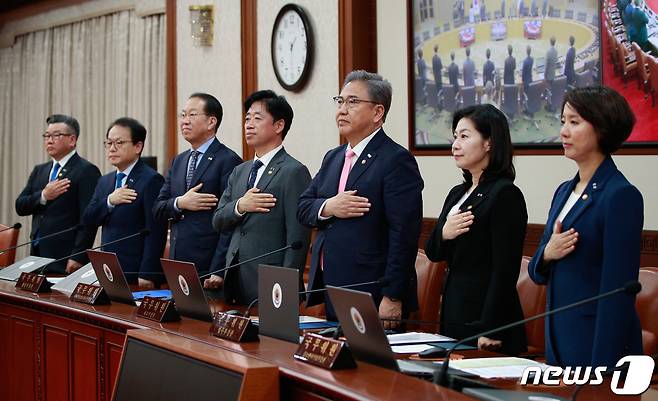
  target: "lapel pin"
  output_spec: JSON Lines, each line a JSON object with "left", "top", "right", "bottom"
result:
{"left": 361, "top": 160, "right": 366, "bottom": 165}
{"left": 477, "top": 193, "right": 483, "bottom": 197}
{"left": 208, "top": 157, "right": 213, "bottom": 161}
{"left": 268, "top": 170, "right": 273, "bottom": 175}
{"left": 592, "top": 182, "right": 597, "bottom": 189}
{"left": 367, "top": 153, "right": 372, "bottom": 158}
{"left": 467, "top": 205, "right": 473, "bottom": 210}
{"left": 581, "top": 194, "right": 589, "bottom": 200}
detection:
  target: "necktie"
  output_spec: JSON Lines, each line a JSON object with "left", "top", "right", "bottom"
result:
{"left": 115, "top": 172, "right": 126, "bottom": 189}
{"left": 186, "top": 150, "right": 199, "bottom": 190}
{"left": 49, "top": 162, "right": 61, "bottom": 182}
{"left": 338, "top": 149, "right": 356, "bottom": 193}
{"left": 248, "top": 159, "right": 264, "bottom": 189}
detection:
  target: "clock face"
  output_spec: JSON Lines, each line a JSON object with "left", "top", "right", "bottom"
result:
{"left": 271, "top": 4, "right": 313, "bottom": 91}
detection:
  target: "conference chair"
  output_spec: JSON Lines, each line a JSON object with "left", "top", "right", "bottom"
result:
{"left": 632, "top": 42, "right": 651, "bottom": 98}
{"left": 458, "top": 85, "right": 477, "bottom": 108}
{"left": 637, "top": 267, "right": 658, "bottom": 356}
{"left": 616, "top": 36, "right": 637, "bottom": 88}
{"left": 0, "top": 223, "right": 20, "bottom": 267}
{"left": 440, "top": 85, "right": 460, "bottom": 115}
{"left": 522, "top": 80, "right": 544, "bottom": 130}
{"left": 409, "top": 250, "right": 446, "bottom": 333}
{"left": 414, "top": 77, "right": 427, "bottom": 106}
{"left": 426, "top": 81, "right": 439, "bottom": 110}
{"left": 546, "top": 75, "right": 567, "bottom": 119}
{"left": 648, "top": 55, "right": 658, "bottom": 107}
{"left": 574, "top": 68, "right": 593, "bottom": 88}
{"left": 516, "top": 256, "right": 546, "bottom": 356}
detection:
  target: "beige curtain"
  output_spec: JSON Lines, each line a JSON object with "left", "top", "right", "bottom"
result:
{"left": 0, "top": 10, "right": 166, "bottom": 259}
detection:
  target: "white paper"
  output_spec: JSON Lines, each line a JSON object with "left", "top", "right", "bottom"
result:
{"left": 250, "top": 315, "right": 327, "bottom": 324}
{"left": 387, "top": 331, "right": 455, "bottom": 345}
{"left": 391, "top": 344, "right": 436, "bottom": 354}
{"left": 447, "top": 357, "right": 550, "bottom": 379}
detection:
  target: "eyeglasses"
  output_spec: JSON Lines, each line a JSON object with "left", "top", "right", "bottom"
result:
{"left": 332, "top": 96, "right": 380, "bottom": 109}
{"left": 103, "top": 140, "right": 134, "bottom": 149}
{"left": 178, "top": 112, "right": 207, "bottom": 120}
{"left": 42, "top": 132, "right": 73, "bottom": 140}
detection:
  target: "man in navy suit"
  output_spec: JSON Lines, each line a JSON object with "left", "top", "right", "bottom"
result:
{"left": 83, "top": 118, "right": 166, "bottom": 287}
{"left": 448, "top": 51, "right": 460, "bottom": 90}
{"left": 153, "top": 93, "right": 242, "bottom": 275}
{"left": 521, "top": 45, "right": 534, "bottom": 93}
{"left": 504, "top": 44, "right": 516, "bottom": 85}
{"left": 16, "top": 114, "right": 100, "bottom": 274}
{"left": 564, "top": 36, "right": 576, "bottom": 87}
{"left": 462, "top": 47, "right": 475, "bottom": 87}
{"left": 297, "top": 70, "right": 424, "bottom": 327}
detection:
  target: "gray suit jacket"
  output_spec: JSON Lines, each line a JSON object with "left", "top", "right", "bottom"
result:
{"left": 213, "top": 148, "right": 312, "bottom": 303}
{"left": 544, "top": 46, "right": 558, "bottom": 81}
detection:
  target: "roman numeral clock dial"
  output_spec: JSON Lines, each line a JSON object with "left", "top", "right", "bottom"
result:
{"left": 271, "top": 4, "right": 314, "bottom": 92}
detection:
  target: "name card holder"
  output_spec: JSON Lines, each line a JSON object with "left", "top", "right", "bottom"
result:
{"left": 70, "top": 283, "right": 110, "bottom": 305}
{"left": 293, "top": 333, "right": 356, "bottom": 370}
{"left": 136, "top": 296, "right": 180, "bottom": 323}
{"left": 16, "top": 272, "right": 52, "bottom": 293}
{"left": 209, "top": 312, "right": 258, "bottom": 342}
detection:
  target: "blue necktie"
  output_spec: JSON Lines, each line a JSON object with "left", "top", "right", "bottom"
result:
{"left": 115, "top": 172, "right": 126, "bottom": 189}
{"left": 49, "top": 162, "right": 61, "bottom": 182}
{"left": 248, "top": 159, "right": 264, "bottom": 189}
{"left": 186, "top": 151, "right": 200, "bottom": 190}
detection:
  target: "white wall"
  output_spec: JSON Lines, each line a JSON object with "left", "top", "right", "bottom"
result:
{"left": 176, "top": 0, "right": 243, "bottom": 155}
{"left": 377, "top": 1, "right": 658, "bottom": 229}
{"left": 257, "top": 0, "right": 339, "bottom": 175}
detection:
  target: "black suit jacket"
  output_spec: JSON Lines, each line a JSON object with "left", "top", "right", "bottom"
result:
{"left": 153, "top": 138, "right": 242, "bottom": 274}
{"left": 424, "top": 177, "right": 528, "bottom": 355}
{"left": 15, "top": 152, "right": 101, "bottom": 273}
{"left": 83, "top": 160, "right": 167, "bottom": 284}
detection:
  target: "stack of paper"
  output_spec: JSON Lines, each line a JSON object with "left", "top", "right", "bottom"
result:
{"left": 446, "top": 357, "right": 550, "bottom": 379}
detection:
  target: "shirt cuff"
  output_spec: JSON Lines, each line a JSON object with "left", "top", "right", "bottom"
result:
{"left": 173, "top": 196, "right": 181, "bottom": 212}
{"left": 106, "top": 195, "right": 115, "bottom": 210}
{"left": 39, "top": 192, "right": 47, "bottom": 205}
{"left": 318, "top": 199, "right": 331, "bottom": 220}
{"left": 234, "top": 198, "right": 246, "bottom": 217}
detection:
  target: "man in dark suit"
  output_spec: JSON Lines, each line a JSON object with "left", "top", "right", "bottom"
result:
{"left": 83, "top": 118, "right": 166, "bottom": 287}
{"left": 432, "top": 45, "right": 443, "bottom": 109}
{"left": 462, "top": 47, "right": 475, "bottom": 87}
{"left": 544, "top": 36, "right": 558, "bottom": 86}
{"left": 504, "top": 44, "right": 516, "bottom": 85}
{"left": 521, "top": 45, "right": 534, "bottom": 93}
{"left": 482, "top": 48, "right": 495, "bottom": 87}
{"left": 297, "top": 70, "right": 424, "bottom": 326}
{"left": 448, "top": 51, "right": 460, "bottom": 90}
{"left": 206, "top": 90, "right": 311, "bottom": 304}
{"left": 153, "top": 93, "right": 242, "bottom": 275}
{"left": 16, "top": 114, "right": 101, "bottom": 274}
{"left": 564, "top": 36, "right": 576, "bottom": 87}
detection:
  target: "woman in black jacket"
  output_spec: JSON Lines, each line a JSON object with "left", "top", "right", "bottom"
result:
{"left": 425, "top": 104, "right": 527, "bottom": 355}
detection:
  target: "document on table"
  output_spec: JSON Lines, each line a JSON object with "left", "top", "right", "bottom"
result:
{"left": 445, "top": 357, "right": 550, "bottom": 379}
{"left": 387, "top": 331, "right": 455, "bottom": 345}
{"left": 391, "top": 344, "right": 436, "bottom": 354}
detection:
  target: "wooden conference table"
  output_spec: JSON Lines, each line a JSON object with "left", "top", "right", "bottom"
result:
{"left": 1, "top": 280, "right": 656, "bottom": 401}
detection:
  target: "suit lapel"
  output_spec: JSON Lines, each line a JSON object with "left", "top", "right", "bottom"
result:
{"left": 57, "top": 152, "right": 81, "bottom": 180}
{"left": 255, "top": 148, "right": 286, "bottom": 192}
{"left": 326, "top": 144, "right": 348, "bottom": 194}
{"left": 560, "top": 157, "right": 617, "bottom": 230}
{"left": 458, "top": 179, "right": 499, "bottom": 213}
{"left": 442, "top": 183, "right": 469, "bottom": 219}
{"left": 39, "top": 163, "right": 52, "bottom": 188}
{"left": 125, "top": 160, "right": 143, "bottom": 190}
{"left": 191, "top": 138, "right": 219, "bottom": 187}
{"left": 345, "top": 129, "right": 385, "bottom": 189}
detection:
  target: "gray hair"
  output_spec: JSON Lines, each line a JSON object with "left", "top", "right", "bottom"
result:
{"left": 343, "top": 70, "right": 393, "bottom": 122}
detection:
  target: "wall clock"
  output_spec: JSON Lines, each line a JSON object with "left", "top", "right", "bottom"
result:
{"left": 271, "top": 4, "right": 314, "bottom": 92}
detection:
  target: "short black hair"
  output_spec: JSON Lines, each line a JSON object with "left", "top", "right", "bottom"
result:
{"left": 452, "top": 104, "right": 516, "bottom": 183}
{"left": 244, "top": 90, "right": 294, "bottom": 139}
{"left": 189, "top": 92, "right": 223, "bottom": 133}
{"left": 46, "top": 114, "right": 80, "bottom": 137}
{"left": 562, "top": 86, "right": 635, "bottom": 154}
{"left": 106, "top": 117, "right": 147, "bottom": 153}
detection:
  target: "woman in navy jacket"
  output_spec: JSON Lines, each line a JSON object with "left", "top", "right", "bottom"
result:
{"left": 529, "top": 86, "right": 643, "bottom": 368}
{"left": 425, "top": 104, "right": 527, "bottom": 355}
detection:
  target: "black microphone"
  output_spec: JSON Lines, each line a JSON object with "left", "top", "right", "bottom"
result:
{"left": 29, "top": 229, "right": 150, "bottom": 277}
{"left": 242, "top": 277, "right": 390, "bottom": 318}
{"left": 0, "top": 223, "right": 21, "bottom": 234}
{"left": 198, "top": 241, "right": 304, "bottom": 280}
{"left": 0, "top": 224, "right": 82, "bottom": 255}
{"left": 434, "top": 280, "right": 643, "bottom": 388}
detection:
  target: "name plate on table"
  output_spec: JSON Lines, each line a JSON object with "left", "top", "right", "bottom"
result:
{"left": 209, "top": 312, "right": 258, "bottom": 342}
{"left": 70, "top": 283, "right": 110, "bottom": 305}
{"left": 136, "top": 296, "right": 180, "bottom": 323}
{"left": 15, "top": 272, "right": 52, "bottom": 293}
{"left": 293, "top": 333, "right": 356, "bottom": 370}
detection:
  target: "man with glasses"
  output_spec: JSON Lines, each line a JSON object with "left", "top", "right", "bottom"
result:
{"left": 154, "top": 93, "right": 242, "bottom": 276}
{"left": 16, "top": 114, "right": 101, "bottom": 273}
{"left": 83, "top": 118, "right": 167, "bottom": 288}
{"left": 205, "top": 90, "right": 311, "bottom": 304}
{"left": 297, "top": 71, "right": 424, "bottom": 327}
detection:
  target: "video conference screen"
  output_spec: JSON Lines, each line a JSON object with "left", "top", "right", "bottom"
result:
{"left": 112, "top": 337, "right": 242, "bottom": 401}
